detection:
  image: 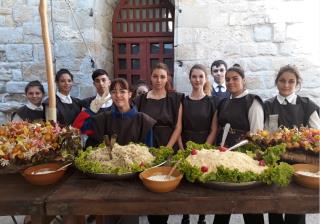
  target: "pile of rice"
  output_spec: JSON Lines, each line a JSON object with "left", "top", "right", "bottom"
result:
{"left": 87, "top": 143, "right": 155, "bottom": 170}
{"left": 186, "top": 149, "right": 267, "bottom": 174}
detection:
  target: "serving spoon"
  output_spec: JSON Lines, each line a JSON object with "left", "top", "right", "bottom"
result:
{"left": 220, "top": 123, "right": 230, "bottom": 147}
{"left": 31, "top": 162, "right": 72, "bottom": 175}
{"left": 167, "top": 159, "right": 182, "bottom": 179}
{"left": 226, "top": 140, "right": 249, "bottom": 151}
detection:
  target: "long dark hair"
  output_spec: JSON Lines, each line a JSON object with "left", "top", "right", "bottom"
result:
{"left": 25, "top": 80, "right": 45, "bottom": 94}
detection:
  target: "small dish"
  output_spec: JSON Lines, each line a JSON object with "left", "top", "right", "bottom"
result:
{"left": 139, "top": 166, "right": 183, "bottom": 193}
{"left": 22, "top": 163, "right": 67, "bottom": 186}
{"left": 292, "top": 164, "right": 319, "bottom": 189}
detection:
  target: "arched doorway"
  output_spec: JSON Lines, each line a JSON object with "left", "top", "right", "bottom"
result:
{"left": 112, "top": 0, "right": 174, "bottom": 85}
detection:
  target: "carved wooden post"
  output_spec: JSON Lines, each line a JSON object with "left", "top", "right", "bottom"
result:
{"left": 39, "top": 0, "right": 56, "bottom": 122}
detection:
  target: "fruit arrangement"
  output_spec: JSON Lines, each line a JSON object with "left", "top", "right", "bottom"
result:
{"left": 248, "top": 127, "right": 320, "bottom": 153}
{"left": 0, "top": 121, "right": 82, "bottom": 168}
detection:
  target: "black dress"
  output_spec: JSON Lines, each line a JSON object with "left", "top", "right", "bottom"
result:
{"left": 264, "top": 95, "right": 319, "bottom": 128}
{"left": 90, "top": 106, "right": 156, "bottom": 146}
{"left": 12, "top": 106, "right": 45, "bottom": 122}
{"left": 134, "top": 92, "right": 184, "bottom": 149}
{"left": 265, "top": 95, "right": 318, "bottom": 224}
{"left": 134, "top": 92, "right": 184, "bottom": 224}
{"left": 44, "top": 95, "right": 82, "bottom": 126}
{"left": 181, "top": 95, "right": 217, "bottom": 146}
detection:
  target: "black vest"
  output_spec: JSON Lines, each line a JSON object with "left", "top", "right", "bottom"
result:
{"left": 12, "top": 106, "right": 45, "bottom": 122}
{"left": 217, "top": 94, "right": 263, "bottom": 146}
{"left": 264, "top": 96, "right": 319, "bottom": 128}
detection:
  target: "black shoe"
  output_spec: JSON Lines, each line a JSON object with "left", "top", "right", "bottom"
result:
{"left": 87, "top": 215, "right": 96, "bottom": 223}
{"left": 198, "top": 220, "right": 206, "bottom": 224}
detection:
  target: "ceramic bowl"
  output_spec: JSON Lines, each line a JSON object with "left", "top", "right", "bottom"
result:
{"left": 139, "top": 166, "right": 183, "bottom": 193}
{"left": 292, "top": 163, "right": 319, "bottom": 189}
{"left": 22, "top": 163, "right": 67, "bottom": 186}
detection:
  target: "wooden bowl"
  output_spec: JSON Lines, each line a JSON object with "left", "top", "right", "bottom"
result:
{"left": 292, "top": 164, "right": 319, "bottom": 189}
{"left": 22, "top": 163, "right": 67, "bottom": 186}
{"left": 139, "top": 166, "right": 183, "bottom": 193}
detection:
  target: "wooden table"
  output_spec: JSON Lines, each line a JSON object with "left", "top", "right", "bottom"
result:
{"left": 0, "top": 171, "right": 71, "bottom": 224}
{"left": 46, "top": 171, "right": 319, "bottom": 219}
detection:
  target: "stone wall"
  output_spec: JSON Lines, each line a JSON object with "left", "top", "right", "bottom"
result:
{"left": 0, "top": 0, "right": 117, "bottom": 123}
{"left": 174, "top": 0, "right": 320, "bottom": 104}
{"left": 0, "top": 0, "right": 319, "bottom": 123}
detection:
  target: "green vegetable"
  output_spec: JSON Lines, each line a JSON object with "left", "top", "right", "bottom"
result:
{"left": 262, "top": 144, "right": 286, "bottom": 166}
{"left": 260, "top": 162, "right": 294, "bottom": 186}
{"left": 149, "top": 146, "right": 174, "bottom": 165}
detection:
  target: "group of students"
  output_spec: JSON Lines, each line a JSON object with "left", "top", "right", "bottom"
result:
{"left": 12, "top": 61, "right": 319, "bottom": 224}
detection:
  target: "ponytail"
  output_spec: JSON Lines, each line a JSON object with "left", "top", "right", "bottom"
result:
{"left": 203, "top": 80, "right": 212, "bottom": 96}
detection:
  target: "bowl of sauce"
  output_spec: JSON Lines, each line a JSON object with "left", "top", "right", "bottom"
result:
{"left": 22, "top": 163, "right": 67, "bottom": 185}
{"left": 292, "top": 164, "right": 319, "bottom": 189}
{"left": 139, "top": 166, "right": 183, "bottom": 193}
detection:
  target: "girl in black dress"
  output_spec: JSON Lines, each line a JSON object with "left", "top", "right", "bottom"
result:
{"left": 214, "top": 64, "right": 264, "bottom": 224}
{"left": 134, "top": 63, "right": 184, "bottom": 224}
{"left": 266, "top": 65, "right": 319, "bottom": 224}
{"left": 74, "top": 78, "right": 156, "bottom": 147}
{"left": 180, "top": 64, "right": 218, "bottom": 224}
{"left": 44, "top": 69, "right": 81, "bottom": 126}
{"left": 12, "top": 80, "right": 45, "bottom": 122}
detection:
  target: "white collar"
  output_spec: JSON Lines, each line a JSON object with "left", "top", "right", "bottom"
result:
{"left": 277, "top": 93, "right": 297, "bottom": 104}
{"left": 95, "top": 93, "right": 112, "bottom": 108}
{"left": 57, "top": 91, "right": 72, "bottom": 104}
{"left": 213, "top": 82, "right": 226, "bottom": 89}
{"left": 26, "top": 101, "right": 43, "bottom": 111}
{"left": 230, "top": 89, "right": 249, "bottom": 99}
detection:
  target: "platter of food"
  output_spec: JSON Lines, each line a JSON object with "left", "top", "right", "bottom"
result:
{"left": 75, "top": 143, "right": 172, "bottom": 180}
{"left": 248, "top": 127, "right": 320, "bottom": 164}
{"left": 173, "top": 141, "right": 294, "bottom": 189}
{"left": 0, "top": 121, "right": 82, "bottom": 173}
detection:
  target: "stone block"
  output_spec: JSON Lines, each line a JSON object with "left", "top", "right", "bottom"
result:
{"left": 0, "top": 8, "right": 11, "bottom": 15}
{"left": 254, "top": 25, "right": 272, "bottom": 42}
{"left": 6, "top": 44, "right": 33, "bottom": 62}
{"left": 0, "top": 16, "right": 5, "bottom": 25}
{"left": 33, "top": 44, "right": 46, "bottom": 62}
{"left": 6, "top": 81, "right": 28, "bottom": 93}
{"left": 12, "top": 5, "right": 36, "bottom": 25}
{"left": 286, "top": 23, "right": 304, "bottom": 40}
{"left": 0, "top": 27, "right": 23, "bottom": 43}
{"left": 239, "top": 43, "right": 258, "bottom": 57}
{"left": 245, "top": 57, "right": 272, "bottom": 72}
{"left": 245, "top": 75, "right": 264, "bottom": 90}
{"left": 79, "top": 85, "right": 96, "bottom": 99}
{"left": 52, "top": 9, "right": 70, "bottom": 23}
{"left": 12, "top": 69, "right": 23, "bottom": 81}
{"left": 257, "top": 43, "right": 278, "bottom": 56}
{"left": 54, "top": 24, "right": 81, "bottom": 41}
{"left": 56, "top": 58, "right": 82, "bottom": 71}
{"left": 23, "top": 22, "right": 43, "bottom": 43}
{"left": 229, "top": 13, "right": 267, "bottom": 26}
{"left": 22, "top": 62, "right": 46, "bottom": 81}
{"left": 178, "top": 6, "right": 210, "bottom": 28}
{"left": 0, "top": 66, "right": 12, "bottom": 81}
{"left": 0, "top": 50, "right": 6, "bottom": 61}
{"left": 273, "top": 23, "right": 286, "bottom": 43}
{"left": 55, "top": 42, "right": 88, "bottom": 59}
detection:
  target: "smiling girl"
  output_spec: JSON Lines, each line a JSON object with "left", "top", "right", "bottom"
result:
{"left": 264, "top": 65, "right": 320, "bottom": 130}
{"left": 12, "top": 80, "right": 45, "bottom": 122}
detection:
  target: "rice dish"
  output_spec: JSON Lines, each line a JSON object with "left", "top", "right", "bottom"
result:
{"left": 87, "top": 143, "right": 155, "bottom": 170}
{"left": 186, "top": 149, "right": 267, "bottom": 174}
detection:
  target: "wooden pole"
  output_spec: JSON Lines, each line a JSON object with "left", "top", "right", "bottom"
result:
{"left": 39, "top": 0, "right": 56, "bottom": 122}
